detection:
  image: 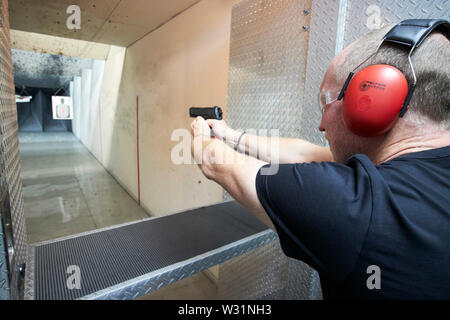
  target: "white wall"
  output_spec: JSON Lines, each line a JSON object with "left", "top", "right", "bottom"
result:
{"left": 99, "top": 46, "right": 128, "bottom": 191}
{"left": 71, "top": 76, "right": 82, "bottom": 138}
{"left": 87, "top": 60, "right": 105, "bottom": 161}
{"left": 71, "top": 0, "right": 239, "bottom": 217}
{"left": 71, "top": 61, "right": 105, "bottom": 161}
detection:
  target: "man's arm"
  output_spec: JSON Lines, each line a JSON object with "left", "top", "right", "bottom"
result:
{"left": 191, "top": 117, "right": 275, "bottom": 230}
{"left": 207, "top": 120, "right": 333, "bottom": 164}
{"left": 205, "top": 145, "right": 276, "bottom": 231}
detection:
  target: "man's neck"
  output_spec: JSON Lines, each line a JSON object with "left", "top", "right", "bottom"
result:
{"left": 367, "top": 126, "right": 450, "bottom": 165}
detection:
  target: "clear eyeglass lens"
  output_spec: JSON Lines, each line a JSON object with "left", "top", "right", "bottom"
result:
{"left": 318, "top": 91, "right": 339, "bottom": 114}
{"left": 325, "top": 91, "right": 333, "bottom": 104}
{"left": 318, "top": 91, "right": 325, "bottom": 113}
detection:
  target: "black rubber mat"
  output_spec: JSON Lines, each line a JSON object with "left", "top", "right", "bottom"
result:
{"left": 33, "top": 201, "right": 268, "bottom": 300}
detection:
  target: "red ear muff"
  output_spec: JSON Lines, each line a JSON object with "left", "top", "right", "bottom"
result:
{"left": 342, "top": 64, "right": 409, "bottom": 137}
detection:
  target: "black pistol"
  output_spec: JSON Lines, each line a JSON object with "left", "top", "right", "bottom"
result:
{"left": 189, "top": 106, "right": 223, "bottom": 120}
{"left": 189, "top": 106, "right": 223, "bottom": 138}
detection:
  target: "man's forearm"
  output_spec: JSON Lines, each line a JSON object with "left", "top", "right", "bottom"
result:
{"left": 200, "top": 141, "right": 276, "bottom": 230}
{"left": 224, "top": 128, "right": 333, "bottom": 164}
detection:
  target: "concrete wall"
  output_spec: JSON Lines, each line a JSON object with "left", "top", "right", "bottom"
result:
{"left": 72, "top": 0, "right": 238, "bottom": 217}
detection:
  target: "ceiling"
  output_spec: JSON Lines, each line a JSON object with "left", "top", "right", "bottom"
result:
{"left": 9, "top": 0, "right": 201, "bottom": 47}
{"left": 11, "top": 29, "right": 111, "bottom": 60}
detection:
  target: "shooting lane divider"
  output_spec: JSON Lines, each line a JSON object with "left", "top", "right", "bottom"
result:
{"left": 99, "top": 101, "right": 103, "bottom": 164}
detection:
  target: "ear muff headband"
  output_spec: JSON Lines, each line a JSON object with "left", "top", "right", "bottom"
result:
{"left": 337, "top": 19, "right": 450, "bottom": 137}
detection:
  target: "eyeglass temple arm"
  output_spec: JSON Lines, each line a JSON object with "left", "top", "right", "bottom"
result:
{"left": 399, "top": 47, "right": 417, "bottom": 117}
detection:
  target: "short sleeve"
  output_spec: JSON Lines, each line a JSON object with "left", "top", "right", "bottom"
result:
{"left": 255, "top": 156, "right": 374, "bottom": 281}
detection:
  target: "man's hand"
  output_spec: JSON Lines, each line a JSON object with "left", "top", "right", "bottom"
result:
{"left": 190, "top": 116, "right": 222, "bottom": 179}
{"left": 191, "top": 116, "right": 211, "bottom": 138}
{"left": 190, "top": 116, "right": 210, "bottom": 171}
{"left": 206, "top": 119, "right": 236, "bottom": 141}
{"left": 189, "top": 117, "right": 275, "bottom": 230}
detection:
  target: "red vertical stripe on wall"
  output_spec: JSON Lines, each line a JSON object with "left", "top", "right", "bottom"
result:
{"left": 136, "top": 96, "right": 141, "bottom": 205}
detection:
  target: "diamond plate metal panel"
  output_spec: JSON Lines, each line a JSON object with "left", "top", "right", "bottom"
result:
{"left": 301, "top": 0, "right": 341, "bottom": 146}
{"left": 218, "top": 238, "right": 288, "bottom": 299}
{"left": 223, "top": 0, "right": 323, "bottom": 300}
{"left": 226, "top": 0, "right": 312, "bottom": 138}
{"left": 284, "top": 258, "right": 322, "bottom": 300}
{"left": 218, "top": 238, "right": 323, "bottom": 299}
{"left": 0, "top": 200, "right": 10, "bottom": 299}
{"left": 0, "top": 0, "right": 28, "bottom": 300}
{"left": 343, "top": 0, "right": 450, "bottom": 47}
{"left": 217, "top": 236, "right": 323, "bottom": 300}
{"left": 23, "top": 246, "right": 34, "bottom": 300}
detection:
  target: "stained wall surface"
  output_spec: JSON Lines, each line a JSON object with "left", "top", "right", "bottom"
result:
{"left": 12, "top": 49, "right": 93, "bottom": 89}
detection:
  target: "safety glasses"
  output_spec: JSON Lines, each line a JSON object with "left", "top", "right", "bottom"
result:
{"left": 318, "top": 90, "right": 341, "bottom": 114}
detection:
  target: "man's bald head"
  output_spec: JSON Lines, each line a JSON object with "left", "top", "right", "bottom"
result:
{"left": 318, "top": 24, "right": 449, "bottom": 163}
{"left": 333, "top": 25, "right": 450, "bottom": 126}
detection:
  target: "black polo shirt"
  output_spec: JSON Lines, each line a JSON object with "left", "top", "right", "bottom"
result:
{"left": 255, "top": 146, "right": 450, "bottom": 299}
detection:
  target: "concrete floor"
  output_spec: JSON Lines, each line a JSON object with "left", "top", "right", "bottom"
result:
{"left": 19, "top": 132, "right": 151, "bottom": 244}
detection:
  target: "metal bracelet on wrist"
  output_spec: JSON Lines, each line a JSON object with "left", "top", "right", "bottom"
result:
{"left": 235, "top": 131, "right": 247, "bottom": 152}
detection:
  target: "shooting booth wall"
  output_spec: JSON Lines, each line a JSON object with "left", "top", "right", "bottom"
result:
{"left": 0, "top": 0, "right": 28, "bottom": 300}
